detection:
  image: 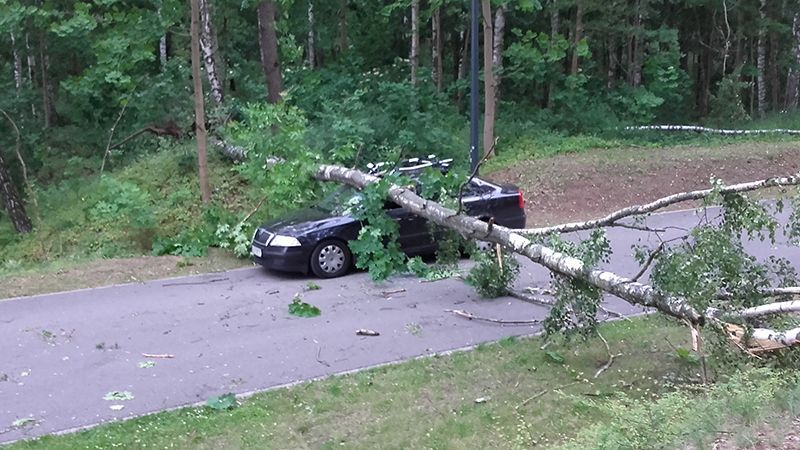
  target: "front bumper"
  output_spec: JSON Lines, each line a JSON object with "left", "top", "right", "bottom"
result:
{"left": 251, "top": 242, "right": 310, "bottom": 274}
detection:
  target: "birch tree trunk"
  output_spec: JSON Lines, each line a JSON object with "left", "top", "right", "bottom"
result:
{"left": 190, "top": 0, "right": 212, "bottom": 203}
{"left": 785, "top": 10, "right": 800, "bottom": 110}
{"left": 307, "top": 0, "right": 316, "bottom": 68}
{"left": 158, "top": 8, "right": 168, "bottom": 70}
{"left": 410, "top": 0, "right": 419, "bottom": 86}
{"left": 0, "top": 151, "right": 32, "bottom": 233}
{"left": 199, "top": 0, "right": 224, "bottom": 106}
{"left": 432, "top": 7, "right": 442, "bottom": 91}
{"left": 10, "top": 33, "right": 23, "bottom": 91}
{"left": 769, "top": 32, "right": 780, "bottom": 110}
{"left": 258, "top": 0, "right": 283, "bottom": 104}
{"left": 570, "top": 0, "right": 584, "bottom": 75}
{"left": 481, "top": 0, "right": 496, "bottom": 158}
{"left": 39, "top": 36, "right": 56, "bottom": 128}
{"left": 628, "top": 0, "right": 644, "bottom": 87}
{"left": 758, "top": 0, "right": 767, "bottom": 118}
{"left": 492, "top": 5, "right": 506, "bottom": 96}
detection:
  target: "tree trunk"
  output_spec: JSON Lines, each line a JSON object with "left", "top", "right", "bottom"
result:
{"left": 757, "top": 0, "right": 767, "bottom": 118}
{"left": 628, "top": 0, "right": 644, "bottom": 87}
{"left": 191, "top": 0, "right": 212, "bottom": 203}
{"left": 11, "top": 33, "right": 23, "bottom": 91}
{"left": 337, "top": 0, "right": 348, "bottom": 56}
{"left": 432, "top": 7, "right": 442, "bottom": 91}
{"left": 258, "top": 0, "right": 283, "bottom": 104}
{"left": 0, "top": 151, "right": 32, "bottom": 233}
{"left": 492, "top": 4, "right": 506, "bottom": 96}
{"left": 158, "top": 8, "right": 168, "bottom": 70}
{"left": 548, "top": 0, "right": 560, "bottom": 108}
{"left": 769, "top": 32, "right": 780, "bottom": 110}
{"left": 481, "top": 0, "right": 496, "bottom": 158}
{"left": 39, "top": 36, "right": 56, "bottom": 128}
{"left": 607, "top": 39, "right": 617, "bottom": 89}
{"left": 307, "top": 0, "right": 316, "bottom": 68}
{"left": 410, "top": 0, "right": 419, "bottom": 86}
{"left": 570, "top": 0, "right": 584, "bottom": 75}
{"left": 199, "top": 0, "right": 224, "bottom": 106}
{"left": 785, "top": 11, "right": 800, "bottom": 110}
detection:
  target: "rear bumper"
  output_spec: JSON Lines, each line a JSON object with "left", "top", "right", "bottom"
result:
{"left": 251, "top": 243, "right": 310, "bottom": 274}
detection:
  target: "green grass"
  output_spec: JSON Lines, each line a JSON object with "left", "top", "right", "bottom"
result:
{"left": 0, "top": 142, "right": 252, "bottom": 278}
{"left": 7, "top": 316, "right": 738, "bottom": 449}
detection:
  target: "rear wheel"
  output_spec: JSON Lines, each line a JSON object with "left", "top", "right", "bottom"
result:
{"left": 310, "top": 239, "right": 352, "bottom": 278}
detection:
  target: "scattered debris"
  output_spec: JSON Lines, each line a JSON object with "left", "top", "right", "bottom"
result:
{"left": 162, "top": 277, "right": 229, "bottom": 287}
{"left": 11, "top": 418, "right": 37, "bottom": 428}
{"left": 316, "top": 346, "right": 330, "bottom": 367}
{"left": 405, "top": 322, "right": 423, "bottom": 336}
{"left": 516, "top": 381, "right": 580, "bottom": 409}
{"left": 103, "top": 391, "right": 134, "bottom": 401}
{"left": 474, "top": 397, "right": 490, "bottom": 404}
{"left": 380, "top": 288, "right": 406, "bottom": 298}
{"left": 544, "top": 350, "right": 565, "bottom": 364}
{"left": 141, "top": 353, "right": 175, "bottom": 359}
{"left": 138, "top": 361, "right": 156, "bottom": 369}
{"left": 95, "top": 342, "right": 120, "bottom": 351}
{"left": 288, "top": 295, "right": 321, "bottom": 318}
{"left": 267, "top": 289, "right": 280, "bottom": 295}
{"left": 446, "top": 309, "right": 540, "bottom": 325}
{"left": 305, "top": 281, "right": 321, "bottom": 291}
{"left": 356, "top": 329, "right": 380, "bottom": 336}
{"left": 206, "top": 393, "right": 237, "bottom": 410}
{"left": 109, "top": 405, "right": 125, "bottom": 411}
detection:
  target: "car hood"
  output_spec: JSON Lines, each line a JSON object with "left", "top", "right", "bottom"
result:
{"left": 259, "top": 208, "right": 357, "bottom": 236}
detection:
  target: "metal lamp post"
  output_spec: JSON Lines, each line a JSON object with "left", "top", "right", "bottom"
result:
{"left": 469, "top": 0, "right": 480, "bottom": 173}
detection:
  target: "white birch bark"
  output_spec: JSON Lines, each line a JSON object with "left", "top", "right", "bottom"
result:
{"left": 517, "top": 173, "right": 800, "bottom": 235}
{"left": 785, "top": 9, "right": 800, "bottom": 110}
{"left": 307, "top": 0, "right": 316, "bottom": 68}
{"left": 626, "top": 125, "right": 800, "bottom": 135}
{"left": 757, "top": 0, "right": 767, "bottom": 117}
{"left": 492, "top": 4, "right": 506, "bottom": 94}
{"left": 432, "top": 7, "right": 442, "bottom": 91}
{"left": 10, "top": 33, "right": 23, "bottom": 90}
{"left": 315, "top": 165, "right": 704, "bottom": 324}
{"left": 481, "top": 0, "right": 496, "bottom": 158}
{"left": 199, "top": 0, "right": 224, "bottom": 106}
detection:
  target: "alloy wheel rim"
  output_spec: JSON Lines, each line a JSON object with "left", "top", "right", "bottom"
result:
{"left": 318, "top": 245, "right": 345, "bottom": 273}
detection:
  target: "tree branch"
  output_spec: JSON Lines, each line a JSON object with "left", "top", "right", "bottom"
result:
{"left": 315, "top": 165, "right": 705, "bottom": 325}
{"left": 516, "top": 173, "right": 800, "bottom": 235}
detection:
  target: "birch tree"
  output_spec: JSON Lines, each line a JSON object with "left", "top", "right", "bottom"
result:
{"left": 757, "top": 0, "right": 767, "bottom": 118}
{"left": 481, "top": 0, "right": 496, "bottom": 159}
{"left": 410, "top": 0, "right": 419, "bottom": 86}
{"left": 190, "top": 0, "right": 212, "bottom": 203}
{"left": 199, "top": 0, "right": 224, "bottom": 106}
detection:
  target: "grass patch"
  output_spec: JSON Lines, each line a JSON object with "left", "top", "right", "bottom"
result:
{"left": 9, "top": 316, "right": 722, "bottom": 449}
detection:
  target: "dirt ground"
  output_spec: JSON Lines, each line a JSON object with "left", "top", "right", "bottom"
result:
{"left": 2, "top": 141, "right": 799, "bottom": 298}
{"left": 0, "top": 250, "right": 249, "bottom": 299}
{"left": 488, "top": 141, "right": 800, "bottom": 227}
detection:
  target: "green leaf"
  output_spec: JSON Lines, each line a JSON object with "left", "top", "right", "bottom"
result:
{"left": 545, "top": 351, "right": 565, "bottom": 364}
{"left": 288, "top": 296, "right": 321, "bottom": 318}
{"left": 103, "top": 391, "right": 134, "bottom": 401}
{"left": 206, "top": 393, "right": 237, "bottom": 411}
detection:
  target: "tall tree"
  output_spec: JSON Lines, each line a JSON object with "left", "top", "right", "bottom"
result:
{"left": 10, "top": 32, "right": 23, "bottom": 91}
{"left": 191, "top": 0, "right": 212, "bottom": 203}
{"left": 199, "top": 0, "right": 224, "bottom": 105}
{"left": 757, "top": 0, "right": 767, "bottom": 117}
{"left": 410, "top": 0, "right": 419, "bottom": 86}
{"left": 307, "top": 0, "right": 316, "bottom": 68}
{"left": 258, "top": 0, "right": 283, "bottom": 104}
{"left": 0, "top": 152, "right": 32, "bottom": 234}
{"left": 570, "top": 0, "right": 584, "bottom": 75}
{"left": 785, "top": 6, "right": 800, "bottom": 110}
{"left": 432, "top": 6, "right": 442, "bottom": 91}
{"left": 481, "top": 0, "right": 496, "bottom": 158}
{"left": 492, "top": 4, "right": 506, "bottom": 95}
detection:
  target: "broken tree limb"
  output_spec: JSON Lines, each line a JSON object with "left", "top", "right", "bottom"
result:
{"left": 315, "top": 165, "right": 704, "bottom": 325}
{"left": 626, "top": 125, "right": 800, "bottom": 135}
{"left": 446, "top": 309, "right": 540, "bottom": 325}
{"left": 738, "top": 300, "right": 800, "bottom": 318}
{"left": 516, "top": 173, "right": 800, "bottom": 235}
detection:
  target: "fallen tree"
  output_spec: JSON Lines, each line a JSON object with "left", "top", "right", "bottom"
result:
{"left": 314, "top": 164, "right": 800, "bottom": 353}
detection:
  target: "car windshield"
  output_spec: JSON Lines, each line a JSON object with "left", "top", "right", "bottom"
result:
{"left": 317, "top": 186, "right": 364, "bottom": 216}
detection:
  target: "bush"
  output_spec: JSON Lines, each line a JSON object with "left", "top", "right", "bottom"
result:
{"left": 466, "top": 249, "right": 520, "bottom": 298}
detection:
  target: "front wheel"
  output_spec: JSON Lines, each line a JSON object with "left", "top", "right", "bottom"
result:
{"left": 310, "top": 239, "right": 352, "bottom": 278}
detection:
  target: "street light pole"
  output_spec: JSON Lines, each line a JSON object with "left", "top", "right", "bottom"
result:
{"left": 469, "top": 0, "right": 480, "bottom": 173}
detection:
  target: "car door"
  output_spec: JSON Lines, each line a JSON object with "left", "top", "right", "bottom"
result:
{"left": 384, "top": 201, "right": 433, "bottom": 254}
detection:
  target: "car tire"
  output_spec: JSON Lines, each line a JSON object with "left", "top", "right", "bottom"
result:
{"left": 310, "top": 239, "right": 352, "bottom": 278}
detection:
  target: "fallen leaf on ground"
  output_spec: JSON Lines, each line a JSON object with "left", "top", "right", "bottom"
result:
{"left": 206, "top": 393, "right": 237, "bottom": 410}
{"left": 138, "top": 361, "right": 156, "bottom": 369}
{"left": 356, "top": 329, "right": 380, "bottom": 336}
{"left": 109, "top": 405, "right": 125, "bottom": 411}
{"left": 103, "top": 391, "right": 134, "bottom": 401}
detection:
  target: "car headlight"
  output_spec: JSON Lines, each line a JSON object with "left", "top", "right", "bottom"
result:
{"left": 269, "top": 235, "right": 302, "bottom": 247}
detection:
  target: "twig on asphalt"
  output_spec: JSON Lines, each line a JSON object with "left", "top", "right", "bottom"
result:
{"left": 446, "top": 309, "right": 540, "bottom": 325}
{"left": 142, "top": 353, "right": 175, "bottom": 359}
{"left": 380, "top": 288, "right": 406, "bottom": 297}
{"left": 506, "top": 288, "right": 555, "bottom": 307}
{"left": 316, "top": 346, "right": 330, "bottom": 367}
{"left": 162, "top": 277, "right": 229, "bottom": 287}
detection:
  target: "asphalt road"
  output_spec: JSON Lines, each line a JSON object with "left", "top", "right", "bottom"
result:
{"left": 1, "top": 207, "right": 798, "bottom": 444}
